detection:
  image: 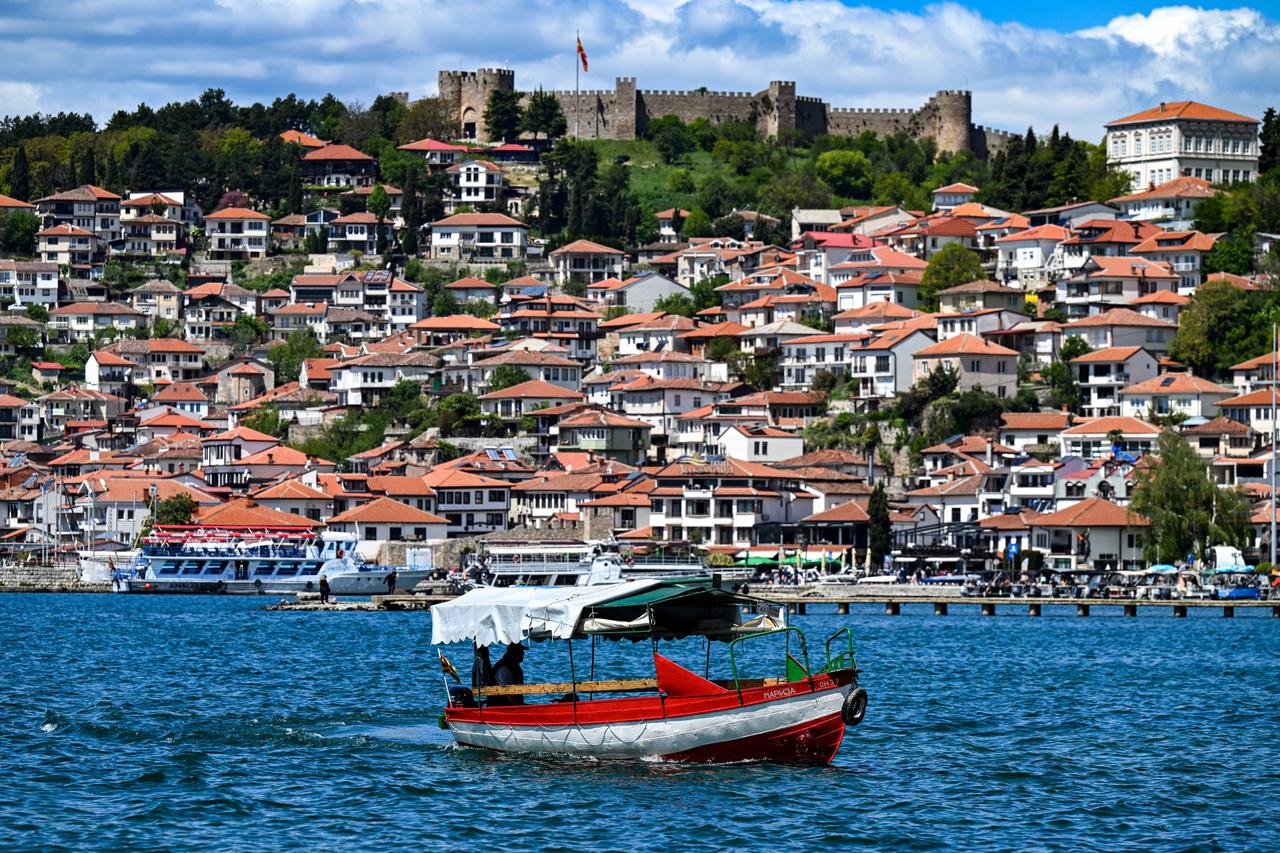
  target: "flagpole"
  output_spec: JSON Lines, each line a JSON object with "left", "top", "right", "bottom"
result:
{"left": 575, "top": 30, "right": 580, "bottom": 140}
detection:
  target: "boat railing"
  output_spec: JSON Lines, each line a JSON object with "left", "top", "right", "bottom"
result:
{"left": 727, "top": 626, "right": 812, "bottom": 706}
{"left": 823, "top": 626, "right": 858, "bottom": 674}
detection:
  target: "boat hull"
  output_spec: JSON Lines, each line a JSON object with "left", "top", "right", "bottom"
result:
{"left": 446, "top": 671, "right": 856, "bottom": 765}
{"left": 118, "top": 568, "right": 431, "bottom": 595}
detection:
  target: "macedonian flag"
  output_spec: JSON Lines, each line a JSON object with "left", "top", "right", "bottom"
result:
{"left": 577, "top": 35, "right": 588, "bottom": 73}
{"left": 439, "top": 650, "right": 460, "bottom": 682}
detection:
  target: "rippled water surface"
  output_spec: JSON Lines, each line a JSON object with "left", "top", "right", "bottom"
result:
{"left": 1, "top": 594, "right": 1277, "bottom": 851}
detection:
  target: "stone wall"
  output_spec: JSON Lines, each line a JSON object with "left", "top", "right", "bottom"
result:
{"left": 438, "top": 69, "right": 1005, "bottom": 156}
{"left": 0, "top": 562, "right": 109, "bottom": 592}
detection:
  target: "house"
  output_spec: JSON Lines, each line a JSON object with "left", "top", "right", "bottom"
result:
{"left": 429, "top": 212, "right": 527, "bottom": 263}
{"left": 1219, "top": 387, "right": 1280, "bottom": 436}
{"left": 718, "top": 425, "right": 804, "bottom": 463}
{"left": 0, "top": 314, "right": 45, "bottom": 357}
{"left": 655, "top": 208, "right": 691, "bottom": 243}
{"left": 0, "top": 260, "right": 59, "bottom": 310}
{"left": 445, "top": 276, "right": 500, "bottom": 306}
{"left": 1130, "top": 290, "right": 1190, "bottom": 325}
{"left": 326, "top": 497, "right": 448, "bottom": 543}
{"left": 647, "top": 457, "right": 795, "bottom": 547}
{"left": 1130, "top": 230, "right": 1218, "bottom": 292}
{"left": 280, "top": 129, "right": 328, "bottom": 149}
{"left": 833, "top": 271, "right": 924, "bottom": 312}
{"left": 1183, "top": 415, "right": 1258, "bottom": 461}
{"left": 95, "top": 339, "right": 207, "bottom": 386}
{"left": 791, "top": 231, "right": 875, "bottom": 283}
{"left": 327, "top": 351, "right": 437, "bottom": 406}
{"left": 934, "top": 308, "right": 1024, "bottom": 341}
{"left": 37, "top": 224, "right": 100, "bottom": 269}
{"left": 446, "top": 159, "right": 506, "bottom": 212}
{"left": 609, "top": 376, "right": 739, "bottom": 458}
{"left": 409, "top": 315, "right": 501, "bottom": 347}
{"left": 479, "top": 379, "right": 585, "bottom": 420}
{"left": 1061, "top": 308, "right": 1176, "bottom": 354}
{"left": 419, "top": 468, "right": 511, "bottom": 537}
{"left": 1058, "top": 218, "right": 1163, "bottom": 275}
{"left": 778, "top": 333, "right": 865, "bottom": 390}
{"left": 931, "top": 182, "right": 979, "bottom": 212}
{"left": 550, "top": 239, "right": 627, "bottom": 285}
{"left": 497, "top": 294, "right": 602, "bottom": 360}
{"left": 204, "top": 207, "right": 270, "bottom": 260}
{"left": 343, "top": 184, "right": 403, "bottom": 225}
{"left": 555, "top": 409, "right": 652, "bottom": 465}
{"left": 152, "top": 381, "right": 211, "bottom": 417}
{"left": 1055, "top": 256, "right": 1180, "bottom": 319}
{"left": 1119, "top": 373, "right": 1234, "bottom": 421}
{"left": 471, "top": 350, "right": 581, "bottom": 393}
{"left": 616, "top": 314, "right": 698, "bottom": 356}
{"left": 831, "top": 205, "right": 917, "bottom": 236}
{"left": 397, "top": 137, "right": 471, "bottom": 167}
{"left": 736, "top": 320, "right": 825, "bottom": 356}
{"left": 271, "top": 214, "right": 307, "bottom": 250}
{"left": 1056, "top": 416, "right": 1161, "bottom": 460}
{"left": 1070, "top": 346, "right": 1160, "bottom": 418}
{"left": 998, "top": 411, "right": 1073, "bottom": 453}
{"left": 302, "top": 143, "right": 377, "bottom": 188}
{"left": 251, "top": 478, "right": 334, "bottom": 522}
{"left": 829, "top": 245, "right": 928, "bottom": 288}
{"left": 47, "top": 302, "right": 146, "bottom": 343}
{"left": 585, "top": 272, "right": 688, "bottom": 313}
{"left": 1109, "top": 175, "right": 1218, "bottom": 227}
{"left": 129, "top": 279, "right": 182, "bottom": 322}
{"left": 993, "top": 224, "right": 1068, "bottom": 288}
{"left": 840, "top": 329, "right": 937, "bottom": 407}
{"left": 1026, "top": 201, "right": 1120, "bottom": 229}
{"left": 1104, "top": 100, "right": 1259, "bottom": 188}
{"left": 937, "top": 280, "right": 1025, "bottom": 313}
{"left": 327, "top": 212, "right": 382, "bottom": 254}
{"left": 883, "top": 216, "right": 979, "bottom": 261}
{"left": 116, "top": 214, "right": 183, "bottom": 258}
{"left": 74, "top": 479, "right": 220, "bottom": 546}
{"left": 34, "top": 184, "right": 121, "bottom": 244}
{"left": 611, "top": 351, "right": 709, "bottom": 382}
{"left": 913, "top": 334, "right": 1018, "bottom": 399}
{"left": 1029, "top": 497, "right": 1149, "bottom": 571}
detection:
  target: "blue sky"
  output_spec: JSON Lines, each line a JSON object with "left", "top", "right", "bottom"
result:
{"left": 0, "top": 0, "right": 1276, "bottom": 140}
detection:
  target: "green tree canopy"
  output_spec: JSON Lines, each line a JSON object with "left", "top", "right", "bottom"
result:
{"left": 483, "top": 90, "right": 523, "bottom": 143}
{"left": 520, "top": 89, "right": 567, "bottom": 141}
{"left": 267, "top": 329, "right": 323, "bottom": 383}
{"left": 1169, "top": 280, "right": 1271, "bottom": 376}
{"left": 154, "top": 493, "right": 198, "bottom": 526}
{"left": 487, "top": 364, "right": 532, "bottom": 392}
{"left": 920, "top": 243, "right": 984, "bottom": 311}
{"left": 1129, "top": 431, "right": 1253, "bottom": 563}
{"left": 815, "top": 149, "right": 873, "bottom": 199}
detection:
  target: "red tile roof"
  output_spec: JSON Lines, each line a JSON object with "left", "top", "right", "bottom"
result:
{"left": 303, "top": 143, "right": 374, "bottom": 161}
{"left": 328, "top": 496, "right": 446, "bottom": 525}
{"left": 205, "top": 206, "right": 270, "bottom": 221}
{"left": 1106, "top": 101, "right": 1257, "bottom": 127}
{"left": 1031, "top": 497, "right": 1149, "bottom": 528}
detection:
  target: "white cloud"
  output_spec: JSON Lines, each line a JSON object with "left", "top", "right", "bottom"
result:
{"left": 0, "top": 0, "right": 1274, "bottom": 139}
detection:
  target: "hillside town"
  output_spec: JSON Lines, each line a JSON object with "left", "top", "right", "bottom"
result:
{"left": 0, "top": 87, "right": 1279, "bottom": 581}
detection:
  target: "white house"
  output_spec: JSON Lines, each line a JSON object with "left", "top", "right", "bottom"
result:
{"left": 993, "top": 224, "right": 1067, "bottom": 288}
{"left": 550, "top": 239, "right": 627, "bottom": 285}
{"left": 585, "top": 272, "right": 688, "bottom": 313}
{"left": 1104, "top": 100, "right": 1259, "bottom": 188}
{"left": 718, "top": 425, "right": 804, "bottom": 463}
{"left": 429, "top": 212, "right": 528, "bottom": 263}
{"left": 1071, "top": 346, "right": 1160, "bottom": 419}
{"left": 931, "top": 182, "right": 979, "bottom": 212}
{"left": 1118, "top": 373, "right": 1235, "bottom": 421}
{"left": 204, "top": 207, "right": 270, "bottom": 260}
{"left": 912, "top": 333, "right": 1018, "bottom": 400}
{"left": 326, "top": 496, "right": 448, "bottom": 543}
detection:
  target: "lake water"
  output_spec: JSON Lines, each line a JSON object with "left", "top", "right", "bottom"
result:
{"left": 1, "top": 594, "right": 1276, "bottom": 851}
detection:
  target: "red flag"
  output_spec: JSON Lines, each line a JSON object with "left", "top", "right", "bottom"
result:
{"left": 577, "top": 36, "right": 588, "bottom": 73}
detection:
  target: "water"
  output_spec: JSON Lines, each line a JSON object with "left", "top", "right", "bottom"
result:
{"left": 0, "top": 594, "right": 1276, "bottom": 852}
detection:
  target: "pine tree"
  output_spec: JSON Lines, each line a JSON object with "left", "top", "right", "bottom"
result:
{"left": 1260, "top": 107, "right": 1280, "bottom": 175}
{"left": 9, "top": 144, "right": 30, "bottom": 200}
{"left": 286, "top": 159, "right": 302, "bottom": 214}
{"left": 482, "top": 90, "right": 523, "bottom": 143}
{"left": 400, "top": 163, "right": 420, "bottom": 256}
{"left": 80, "top": 144, "right": 97, "bottom": 186}
{"left": 868, "top": 482, "right": 891, "bottom": 568}
{"left": 67, "top": 148, "right": 77, "bottom": 191}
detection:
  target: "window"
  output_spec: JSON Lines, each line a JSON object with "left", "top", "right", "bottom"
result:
{"left": 389, "top": 527, "right": 402, "bottom": 540}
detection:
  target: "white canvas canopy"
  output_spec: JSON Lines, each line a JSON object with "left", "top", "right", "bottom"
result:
{"left": 430, "top": 580, "right": 664, "bottom": 647}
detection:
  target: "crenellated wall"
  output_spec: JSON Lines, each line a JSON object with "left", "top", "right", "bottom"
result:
{"left": 439, "top": 69, "right": 1004, "bottom": 156}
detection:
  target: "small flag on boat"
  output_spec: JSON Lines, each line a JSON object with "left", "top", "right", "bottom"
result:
{"left": 576, "top": 35, "right": 588, "bottom": 72}
{"left": 439, "top": 650, "right": 460, "bottom": 682}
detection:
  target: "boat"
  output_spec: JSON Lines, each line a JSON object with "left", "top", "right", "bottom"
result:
{"left": 431, "top": 577, "right": 867, "bottom": 764}
{"left": 475, "top": 540, "right": 714, "bottom": 587}
{"left": 112, "top": 526, "right": 430, "bottom": 595}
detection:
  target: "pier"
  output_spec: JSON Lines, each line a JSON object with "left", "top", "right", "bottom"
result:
{"left": 263, "top": 588, "right": 1280, "bottom": 618}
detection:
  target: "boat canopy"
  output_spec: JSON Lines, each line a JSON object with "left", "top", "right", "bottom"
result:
{"left": 430, "top": 578, "right": 765, "bottom": 647}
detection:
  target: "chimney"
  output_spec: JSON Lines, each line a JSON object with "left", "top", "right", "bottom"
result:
{"left": 1159, "top": 102, "right": 1167, "bottom": 113}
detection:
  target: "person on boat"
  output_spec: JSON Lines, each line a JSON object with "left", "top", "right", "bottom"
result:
{"left": 319, "top": 574, "right": 331, "bottom": 604}
{"left": 487, "top": 643, "right": 525, "bottom": 706}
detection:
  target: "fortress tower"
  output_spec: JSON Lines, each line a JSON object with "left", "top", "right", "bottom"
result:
{"left": 929, "top": 90, "right": 974, "bottom": 154}
{"left": 437, "top": 68, "right": 516, "bottom": 141}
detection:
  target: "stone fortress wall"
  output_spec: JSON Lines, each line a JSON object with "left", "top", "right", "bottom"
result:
{"left": 436, "top": 69, "right": 1016, "bottom": 157}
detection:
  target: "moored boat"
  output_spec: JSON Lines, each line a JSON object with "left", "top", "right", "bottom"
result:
{"left": 431, "top": 578, "right": 867, "bottom": 764}
{"left": 113, "top": 526, "right": 429, "bottom": 594}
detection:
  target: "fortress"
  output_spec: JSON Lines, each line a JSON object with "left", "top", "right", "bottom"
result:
{"left": 437, "top": 69, "right": 1016, "bottom": 157}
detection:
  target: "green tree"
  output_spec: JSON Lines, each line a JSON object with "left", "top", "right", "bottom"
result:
{"left": 397, "top": 96, "right": 458, "bottom": 144}
{"left": 154, "top": 493, "right": 197, "bottom": 526}
{"left": 681, "top": 208, "right": 713, "bottom": 238}
{"left": 79, "top": 143, "right": 97, "bottom": 186}
{"left": 228, "top": 314, "right": 270, "bottom": 353}
{"left": 1130, "top": 431, "right": 1252, "bottom": 563}
{"left": 7, "top": 325, "right": 39, "bottom": 353}
{"left": 400, "top": 162, "right": 421, "bottom": 255}
{"left": 286, "top": 158, "right": 302, "bottom": 214}
{"left": 648, "top": 115, "right": 695, "bottom": 164}
{"left": 815, "top": 149, "right": 873, "bottom": 199}
{"left": 867, "top": 482, "right": 891, "bottom": 568}
{"left": 267, "top": 328, "right": 323, "bottom": 383}
{"left": 705, "top": 337, "right": 738, "bottom": 363}
{"left": 1260, "top": 106, "right": 1279, "bottom": 175}
{"left": 23, "top": 303, "right": 47, "bottom": 323}
{"left": 8, "top": 145, "right": 29, "bottom": 200}
{"left": 920, "top": 243, "right": 984, "bottom": 311}
{"left": 667, "top": 170, "right": 695, "bottom": 194}
{"left": 152, "top": 316, "right": 175, "bottom": 338}
{"left": 872, "top": 172, "right": 927, "bottom": 210}
{"left": 520, "top": 89, "right": 567, "bottom": 141}
{"left": 1170, "top": 279, "right": 1269, "bottom": 376}
{"left": 367, "top": 183, "right": 392, "bottom": 255}
{"left": 0, "top": 210, "right": 39, "bottom": 254}
{"left": 432, "top": 289, "right": 460, "bottom": 317}
{"left": 1203, "top": 234, "right": 1254, "bottom": 276}
{"left": 652, "top": 294, "right": 696, "bottom": 317}
{"left": 243, "top": 404, "right": 288, "bottom": 438}
{"left": 483, "top": 90, "right": 523, "bottom": 143}
{"left": 1060, "top": 336, "right": 1092, "bottom": 362}
{"left": 487, "top": 364, "right": 532, "bottom": 392}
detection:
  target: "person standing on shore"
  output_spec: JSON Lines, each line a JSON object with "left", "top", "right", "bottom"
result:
{"left": 385, "top": 570, "right": 398, "bottom": 594}
{"left": 319, "top": 575, "right": 331, "bottom": 604}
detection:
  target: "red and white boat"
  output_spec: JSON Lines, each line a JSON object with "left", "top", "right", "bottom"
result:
{"left": 431, "top": 578, "right": 867, "bottom": 765}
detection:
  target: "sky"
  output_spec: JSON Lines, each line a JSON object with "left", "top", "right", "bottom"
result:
{"left": 0, "top": 0, "right": 1277, "bottom": 140}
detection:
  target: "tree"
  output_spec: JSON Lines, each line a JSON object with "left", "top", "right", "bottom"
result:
{"left": 920, "top": 243, "right": 983, "bottom": 311}
{"left": 397, "top": 96, "right": 458, "bottom": 144}
{"left": 1203, "top": 235, "right": 1254, "bottom": 276}
{"left": 23, "top": 303, "right": 47, "bottom": 323}
{"left": 652, "top": 294, "right": 697, "bottom": 317}
{"left": 1130, "top": 431, "right": 1252, "bottom": 564}
{"left": 483, "top": 90, "right": 523, "bottom": 143}
{"left": 868, "top": 482, "right": 891, "bottom": 568}
{"left": 0, "top": 210, "right": 39, "bottom": 254}
{"left": 367, "top": 184, "right": 392, "bottom": 255}
{"left": 267, "top": 329, "right": 323, "bottom": 383}
{"left": 154, "top": 493, "right": 197, "bottom": 526}
{"left": 1060, "top": 336, "right": 1092, "bottom": 362}
{"left": 487, "top": 364, "right": 532, "bottom": 393}
{"left": 400, "top": 162, "right": 421, "bottom": 256}
{"left": 1170, "top": 279, "right": 1269, "bottom": 376}
{"left": 285, "top": 158, "right": 302, "bottom": 214}
{"left": 243, "top": 404, "right": 288, "bottom": 438}
{"left": 815, "top": 150, "right": 873, "bottom": 199}
{"left": 647, "top": 115, "right": 695, "bottom": 164}
{"left": 7, "top": 325, "right": 39, "bottom": 353}
{"left": 704, "top": 337, "right": 738, "bottom": 363}
{"left": 872, "top": 172, "right": 927, "bottom": 210}
{"left": 432, "top": 289, "right": 460, "bottom": 317}
{"left": 759, "top": 171, "right": 832, "bottom": 219}
{"left": 520, "top": 89, "right": 567, "bottom": 141}
{"left": 228, "top": 314, "right": 270, "bottom": 353}
{"left": 8, "top": 145, "right": 29, "bottom": 201}
{"left": 1260, "top": 107, "right": 1280, "bottom": 176}
{"left": 681, "top": 208, "right": 713, "bottom": 238}
{"left": 79, "top": 144, "right": 97, "bottom": 186}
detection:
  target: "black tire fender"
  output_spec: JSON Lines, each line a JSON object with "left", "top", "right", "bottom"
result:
{"left": 841, "top": 687, "right": 867, "bottom": 727}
